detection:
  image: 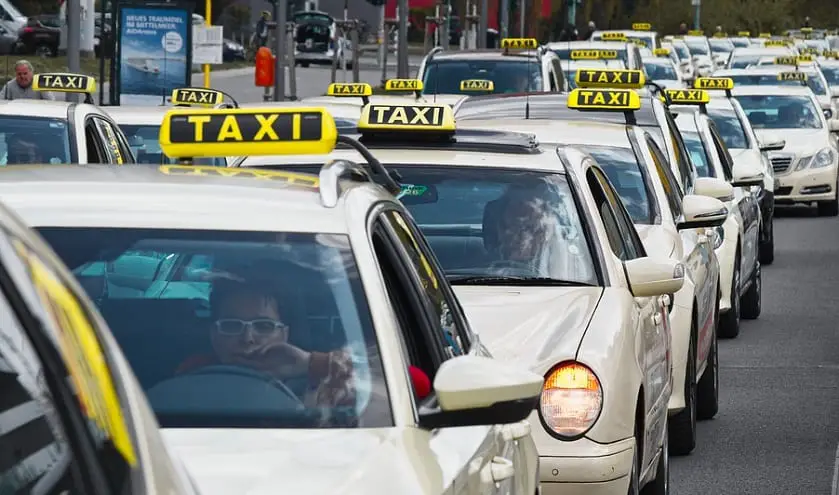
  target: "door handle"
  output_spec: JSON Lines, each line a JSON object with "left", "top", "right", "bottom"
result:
{"left": 652, "top": 313, "right": 662, "bottom": 326}
{"left": 480, "top": 456, "right": 516, "bottom": 484}
{"left": 502, "top": 421, "right": 531, "bottom": 441}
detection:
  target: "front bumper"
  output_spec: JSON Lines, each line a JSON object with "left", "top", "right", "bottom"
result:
{"left": 774, "top": 166, "right": 838, "bottom": 204}
{"left": 539, "top": 436, "right": 634, "bottom": 495}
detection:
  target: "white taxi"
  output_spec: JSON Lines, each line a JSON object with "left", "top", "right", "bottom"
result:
{"left": 733, "top": 85, "right": 839, "bottom": 215}
{"left": 726, "top": 45, "right": 796, "bottom": 69}
{"left": 547, "top": 40, "right": 645, "bottom": 70}
{"left": 0, "top": 106, "right": 544, "bottom": 495}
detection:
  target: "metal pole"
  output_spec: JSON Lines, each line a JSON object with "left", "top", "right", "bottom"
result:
{"left": 351, "top": 25, "right": 360, "bottom": 82}
{"left": 341, "top": 26, "right": 348, "bottom": 81}
{"left": 381, "top": 24, "right": 391, "bottom": 84}
{"left": 693, "top": 0, "right": 701, "bottom": 30}
{"left": 97, "top": 0, "right": 106, "bottom": 105}
{"left": 274, "top": 0, "right": 286, "bottom": 101}
{"left": 433, "top": 3, "right": 440, "bottom": 48}
{"left": 330, "top": 25, "right": 339, "bottom": 83}
{"left": 567, "top": 0, "right": 575, "bottom": 36}
{"left": 204, "top": 0, "right": 211, "bottom": 88}
{"left": 67, "top": 0, "right": 80, "bottom": 74}
{"left": 519, "top": 0, "right": 525, "bottom": 37}
{"left": 500, "top": 0, "right": 509, "bottom": 39}
{"left": 377, "top": 4, "right": 385, "bottom": 68}
{"left": 478, "top": 0, "right": 487, "bottom": 48}
{"left": 397, "top": 0, "right": 409, "bottom": 77}
{"left": 443, "top": 1, "right": 451, "bottom": 49}
{"left": 287, "top": 23, "right": 297, "bottom": 98}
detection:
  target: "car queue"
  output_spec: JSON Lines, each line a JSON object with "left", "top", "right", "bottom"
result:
{"left": 0, "top": 22, "right": 835, "bottom": 495}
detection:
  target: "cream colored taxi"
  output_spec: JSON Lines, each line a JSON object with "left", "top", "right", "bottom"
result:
{"left": 236, "top": 102, "right": 691, "bottom": 493}
{"left": 0, "top": 107, "right": 544, "bottom": 495}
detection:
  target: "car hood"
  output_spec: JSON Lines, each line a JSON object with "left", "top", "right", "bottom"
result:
{"left": 754, "top": 128, "right": 828, "bottom": 153}
{"left": 162, "top": 428, "right": 434, "bottom": 495}
{"left": 453, "top": 286, "right": 602, "bottom": 370}
{"left": 635, "top": 224, "right": 676, "bottom": 259}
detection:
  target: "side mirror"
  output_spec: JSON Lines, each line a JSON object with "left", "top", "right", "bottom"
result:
{"left": 830, "top": 120, "right": 839, "bottom": 132}
{"left": 731, "top": 160, "right": 766, "bottom": 188}
{"left": 759, "top": 139, "right": 786, "bottom": 152}
{"left": 625, "top": 257, "right": 685, "bottom": 297}
{"left": 677, "top": 194, "right": 729, "bottom": 230}
{"left": 418, "top": 355, "right": 543, "bottom": 429}
{"left": 694, "top": 176, "right": 735, "bottom": 202}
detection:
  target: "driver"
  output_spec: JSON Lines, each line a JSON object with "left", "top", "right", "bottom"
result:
{"left": 176, "top": 277, "right": 356, "bottom": 412}
{"left": 483, "top": 188, "right": 552, "bottom": 273}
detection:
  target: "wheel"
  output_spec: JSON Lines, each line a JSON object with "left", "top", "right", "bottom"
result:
{"left": 741, "top": 261, "right": 761, "bottom": 320}
{"left": 817, "top": 183, "right": 839, "bottom": 216}
{"left": 627, "top": 436, "right": 641, "bottom": 495}
{"left": 668, "top": 318, "right": 697, "bottom": 456}
{"left": 35, "top": 44, "right": 55, "bottom": 57}
{"left": 696, "top": 290, "right": 719, "bottom": 420}
{"left": 640, "top": 423, "right": 669, "bottom": 495}
{"left": 300, "top": 61, "right": 310, "bottom": 67}
{"left": 718, "top": 253, "right": 741, "bottom": 339}
{"left": 759, "top": 218, "right": 774, "bottom": 265}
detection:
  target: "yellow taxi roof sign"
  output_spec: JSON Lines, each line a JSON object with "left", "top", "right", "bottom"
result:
{"left": 600, "top": 32, "right": 627, "bottom": 41}
{"left": 358, "top": 103, "right": 455, "bottom": 132}
{"left": 797, "top": 54, "right": 815, "bottom": 64}
{"left": 664, "top": 89, "right": 710, "bottom": 105}
{"left": 171, "top": 87, "right": 224, "bottom": 107}
{"left": 694, "top": 77, "right": 735, "bottom": 90}
{"left": 653, "top": 48, "right": 671, "bottom": 57}
{"left": 801, "top": 27, "right": 813, "bottom": 33}
{"left": 159, "top": 107, "right": 338, "bottom": 159}
{"left": 567, "top": 88, "right": 641, "bottom": 111}
{"left": 501, "top": 38, "right": 538, "bottom": 49}
{"left": 575, "top": 69, "right": 646, "bottom": 89}
{"left": 774, "top": 56, "right": 798, "bottom": 65}
{"left": 158, "top": 165, "right": 320, "bottom": 188}
{"left": 713, "top": 32, "right": 727, "bottom": 38}
{"left": 384, "top": 79, "right": 424, "bottom": 91}
{"left": 570, "top": 49, "right": 618, "bottom": 60}
{"left": 460, "top": 79, "right": 495, "bottom": 92}
{"left": 688, "top": 29, "right": 704, "bottom": 36}
{"left": 632, "top": 22, "right": 651, "bottom": 31}
{"left": 764, "top": 40, "right": 789, "bottom": 47}
{"left": 738, "top": 31, "right": 751, "bottom": 37}
{"left": 327, "top": 82, "right": 373, "bottom": 97}
{"left": 778, "top": 72, "right": 807, "bottom": 81}
{"left": 799, "top": 47, "right": 818, "bottom": 54}
{"left": 759, "top": 32, "right": 772, "bottom": 38}
{"left": 32, "top": 73, "right": 96, "bottom": 93}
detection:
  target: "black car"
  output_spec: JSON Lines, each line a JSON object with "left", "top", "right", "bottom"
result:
{"left": 16, "top": 18, "right": 59, "bottom": 57}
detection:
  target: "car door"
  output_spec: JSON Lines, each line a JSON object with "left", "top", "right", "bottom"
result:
{"left": 91, "top": 116, "right": 130, "bottom": 164}
{"left": 372, "top": 206, "right": 527, "bottom": 495}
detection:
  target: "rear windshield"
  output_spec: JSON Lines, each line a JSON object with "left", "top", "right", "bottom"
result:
{"left": 0, "top": 116, "right": 72, "bottom": 165}
{"left": 422, "top": 60, "right": 543, "bottom": 94}
{"left": 643, "top": 60, "right": 678, "bottom": 80}
{"left": 121, "top": 125, "right": 225, "bottom": 166}
{"left": 685, "top": 40, "right": 709, "bottom": 55}
{"left": 553, "top": 47, "right": 629, "bottom": 65}
{"left": 726, "top": 73, "right": 826, "bottom": 95}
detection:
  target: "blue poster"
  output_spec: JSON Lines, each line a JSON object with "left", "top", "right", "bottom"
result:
{"left": 118, "top": 6, "right": 190, "bottom": 105}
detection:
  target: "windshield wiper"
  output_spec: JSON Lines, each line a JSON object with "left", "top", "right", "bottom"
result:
{"left": 447, "top": 275, "right": 595, "bottom": 286}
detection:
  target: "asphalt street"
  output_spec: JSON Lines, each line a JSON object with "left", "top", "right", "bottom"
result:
{"left": 671, "top": 206, "right": 839, "bottom": 494}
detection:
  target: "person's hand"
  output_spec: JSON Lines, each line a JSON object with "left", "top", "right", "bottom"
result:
{"left": 246, "top": 341, "right": 312, "bottom": 379}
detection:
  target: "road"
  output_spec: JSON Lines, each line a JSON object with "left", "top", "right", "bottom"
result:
{"left": 670, "top": 206, "right": 839, "bottom": 494}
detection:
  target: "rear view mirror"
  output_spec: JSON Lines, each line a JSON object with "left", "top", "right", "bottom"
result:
{"left": 694, "top": 177, "right": 735, "bottom": 202}
{"left": 731, "top": 160, "right": 765, "bottom": 188}
{"left": 625, "top": 257, "right": 685, "bottom": 297}
{"left": 677, "top": 194, "right": 728, "bottom": 230}
{"left": 759, "top": 139, "right": 786, "bottom": 152}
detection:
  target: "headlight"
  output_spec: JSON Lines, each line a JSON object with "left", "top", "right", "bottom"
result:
{"left": 539, "top": 362, "right": 603, "bottom": 439}
{"left": 797, "top": 147, "right": 835, "bottom": 170}
{"left": 713, "top": 225, "right": 725, "bottom": 249}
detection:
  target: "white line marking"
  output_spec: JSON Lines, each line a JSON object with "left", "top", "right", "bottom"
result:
{"left": 831, "top": 442, "right": 839, "bottom": 495}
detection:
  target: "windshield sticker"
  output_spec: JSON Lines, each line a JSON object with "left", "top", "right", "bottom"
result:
{"left": 397, "top": 184, "right": 428, "bottom": 199}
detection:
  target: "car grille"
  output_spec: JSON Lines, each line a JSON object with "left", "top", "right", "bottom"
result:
{"left": 771, "top": 156, "right": 794, "bottom": 174}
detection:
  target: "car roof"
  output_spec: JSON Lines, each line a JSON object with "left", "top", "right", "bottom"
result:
{"left": 454, "top": 93, "right": 659, "bottom": 126}
{"left": 731, "top": 85, "right": 816, "bottom": 96}
{"left": 545, "top": 40, "right": 633, "bottom": 51}
{"left": 0, "top": 165, "right": 358, "bottom": 233}
{"left": 0, "top": 100, "right": 74, "bottom": 118}
{"left": 730, "top": 46, "right": 793, "bottom": 56}
{"left": 561, "top": 59, "right": 625, "bottom": 70}
{"left": 593, "top": 29, "right": 655, "bottom": 37}
{"left": 458, "top": 119, "right": 633, "bottom": 149}
{"left": 428, "top": 50, "right": 539, "bottom": 61}
{"left": 717, "top": 66, "right": 819, "bottom": 76}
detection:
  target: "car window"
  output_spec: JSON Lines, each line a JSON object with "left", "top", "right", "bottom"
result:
{"left": 685, "top": 39, "right": 709, "bottom": 55}
{"left": 736, "top": 94, "right": 823, "bottom": 129}
{"left": 422, "top": 60, "right": 544, "bottom": 94}
{"left": 0, "top": 116, "right": 72, "bottom": 165}
{"left": 727, "top": 73, "right": 827, "bottom": 95}
{"left": 820, "top": 65, "right": 839, "bottom": 85}
{"left": 585, "top": 168, "right": 629, "bottom": 260}
{"left": 672, "top": 43, "right": 690, "bottom": 60}
{"left": 591, "top": 168, "right": 642, "bottom": 259}
{"left": 682, "top": 131, "right": 715, "bottom": 178}
{"left": 394, "top": 165, "right": 598, "bottom": 285}
{"left": 664, "top": 113, "right": 695, "bottom": 192}
{"left": 585, "top": 145, "right": 658, "bottom": 224}
{"left": 708, "top": 123, "right": 734, "bottom": 181}
{"left": 121, "top": 124, "right": 226, "bottom": 166}
{"left": 36, "top": 227, "right": 392, "bottom": 429}
{"left": 707, "top": 108, "right": 749, "bottom": 149}
{"left": 646, "top": 136, "right": 684, "bottom": 220}
{"left": 644, "top": 60, "right": 679, "bottom": 80}
{"left": 93, "top": 118, "right": 126, "bottom": 164}
{"left": 709, "top": 38, "right": 735, "bottom": 53}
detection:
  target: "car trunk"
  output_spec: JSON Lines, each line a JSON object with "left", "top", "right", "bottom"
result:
{"left": 296, "top": 20, "right": 331, "bottom": 53}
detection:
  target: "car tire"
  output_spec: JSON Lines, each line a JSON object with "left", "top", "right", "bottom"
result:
{"left": 696, "top": 290, "right": 719, "bottom": 421}
{"left": 628, "top": 436, "right": 641, "bottom": 495}
{"left": 300, "top": 61, "right": 310, "bottom": 67}
{"left": 718, "top": 252, "right": 741, "bottom": 339}
{"left": 759, "top": 218, "right": 774, "bottom": 265}
{"left": 668, "top": 317, "right": 696, "bottom": 456}
{"left": 817, "top": 184, "right": 839, "bottom": 216}
{"left": 741, "top": 261, "right": 761, "bottom": 320}
{"left": 640, "top": 424, "right": 669, "bottom": 495}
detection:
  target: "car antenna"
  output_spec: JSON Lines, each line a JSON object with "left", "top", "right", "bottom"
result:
{"left": 525, "top": 43, "right": 533, "bottom": 119}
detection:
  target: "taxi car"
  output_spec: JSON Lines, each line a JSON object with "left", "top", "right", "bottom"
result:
{"left": 557, "top": 50, "right": 627, "bottom": 89}
{"left": 0, "top": 187, "right": 196, "bottom": 492}
{"left": 681, "top": 35, "right": 715, "bottom": 77}
{"left": 417, "top": 38, "right": 568, "bottom": 95}
{"left": 235, "top": 101, "right": 685, "bottom": 494}
{"left": 708, "top": 36, "right": 735, "bottom": 69}
{"left": 302, "top": 79, "right": 470, "bottom": 115}
{"left": 663, "top": 38, "right": 698, "bottom": 83}
{"left": 733, "top": 85, "right": 839, "bottom": 215}
{"left": 591, "top": 27, "right": 659, "bottom": 50}
{"left": 727, "top": 46, "right": 796, "bottom": 69}
{"left": 547, "top": 39, "right": 644, "bottom": 70}
{"left": 0, "top": 106, "right": 544, "bottom": 495}
{"left": 457, "top": 84, "right": 727, "bottom": 457}
{"left": 642, "top": 51, "right": 686, "bottom": 89}
{"left": 668, "top": 90, "right": 764, "bottom": 338}
{"left": 0, "top": 73, "right": 134, "bottom": 165}
{"left": 817, "top": 58, "right": 839, "bottom": 104}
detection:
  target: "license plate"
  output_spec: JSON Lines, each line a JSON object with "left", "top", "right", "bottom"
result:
{"left": 305, "top": 38, "right": 313, "bottom": 48}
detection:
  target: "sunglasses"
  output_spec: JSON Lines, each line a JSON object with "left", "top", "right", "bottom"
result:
{"left": 214, "top": 318, "right": 287, "bottom": 336}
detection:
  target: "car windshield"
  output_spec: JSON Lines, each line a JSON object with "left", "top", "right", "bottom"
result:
{"left": 391, "top": 166, "right": 597, "bottom": 285}
{"left": 819, "top": 65, "right": 839, "bottom": 85}
{"left": 707, "top": 109, "right": 750, "bottom": 149}
{"left": 681, "top": 132, "right": 714, "bottom": 177}
{"left": 736, "top": 94, "right": 823, "bottom": 129}
{"left": 671, "top": 43, "right": 690, "bottom": 59}
{"left": 685, "top": 40, "right": 709, "bottom": 55}
{"left": 627, "top": 36, "right": 653, "bottom": 49}
{"left": 552, "top": 47, "right": 629, "bottom": 65}
{"left": 709, "top": 39, "right": 735, "bottom": 52}
{"left": 0, "top": 116, "right": 72, "bottom": 165}
{"left": 728, "top": 55, "right": 764, "bottom": 68}
{"left": 726, "top": 73, "right": 826, "bottom": 95}
{"left": 422, "top": 60, "right": 543, "bottom": 94}
{"left": 643, "top": 60, "right": 678, "bottom": 80}
{"left": 121, "top": 125, "right": 225, "bottom": 166}
{"left": 36, "top": 227, "right": 390, "bottom": 429}
{"left": 731, "top": 38, "right": 751, "bottom": 48}
{"left": 585, "top": 146, "right": 657, "bottom": 223}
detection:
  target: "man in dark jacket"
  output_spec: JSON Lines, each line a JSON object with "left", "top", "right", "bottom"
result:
{"left": 678, "top": 22, "right": 688, "bottom": 35}
{"left": 559, "top": 23, "right": 578, "bottom": 41}
{"left": 581, "top": 21, "right": 596, "bottom": 40}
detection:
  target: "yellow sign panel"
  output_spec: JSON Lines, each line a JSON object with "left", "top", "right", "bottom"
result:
{"left": 570, "top": 49, "right": 618, "bottom": 60}
{"left": 600, "top": 32, "right": 627, "bottom": 41}
{"left": 694, "top": 77, "right": 735, "bottom": 90}
{"left": 664, "top": 89, "right": 710, "bottom": 105}
{"left": 575, "top": 69, "right": 646, "bottom": 89}
{"left": 459, "top": 79, "right": 495, "bottom": 91}
{"left": 758, "top": 32, "right": 772, "bottom": 38}
{"left": 632, "top": 22, "right": 651, "bottom": 31}
{"left": 799, "top": 47, "right": 819, "bottom": 55}
{"left": 801, "top": 27, "right": 813, "bottom": 33}
{"left": 824, "top": 50, "right": 839, "bottom": 59}
{"left": 738, "top": 31, "right": 751, "bottom": 37}
{"left": 774, "top": 56, "right": 798, "bottom": 65}
{"left": 764, "top": 40, "right": 789, "bottom": 47}
{"left": 797, "top": 54, "right": 815, "bottom": 63}
{"left": 17, "top": 244, "right": 137, "bottom": 466}
{"left": 501, "top": 37, "right": 538, "bottom": 49}
{"left": 778, "top": 72, "right": 807, "bottom": 81}
{"left": 653, "top": 48, "right": 671, "bottom": 57}
{"left": 713, "top": 32, "right": 727, "bottom": 38}
{"left": 358, "top": 104, "right": 456, "bottom": 132}
{"left": 688, "top": 29, "right": 704, "bottom": 36}
{"left": 171, "top": 88, "right": 224, "bottom": 106}
{"left": 158, "top": 165, "right": 320, "bottom": 187}
{"left": 567, "top": 88, "right": 641, "bottom": 111}
{"left": 32, "top": 73, "right": 96, "bottom": 93}
{"left": 159, "top": 107, "right": 338, "bottom": 158}
{"left": 326, "top": 83, "right": 373, "bottom": 96}
{"left": 384, "top": 79, "right": 424, "bottom": 91}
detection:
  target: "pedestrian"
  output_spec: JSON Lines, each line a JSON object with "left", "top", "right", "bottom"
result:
{"left": 254, "top": 11, "right": 270, "bottom": 48}
{"left": 678, "top": 21, "right": 688, "bottom": 35}
{"left": 582, "top": 20, "right": 596, "bottom": 40}
{"left": 559, "top": 23, "right": 578, "bottom": 41}
{"left": 803, "top": 16, "right": 811, "bottom": 28}
{"left": 0, "top": 60, "right": 55, "bottom": 101}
